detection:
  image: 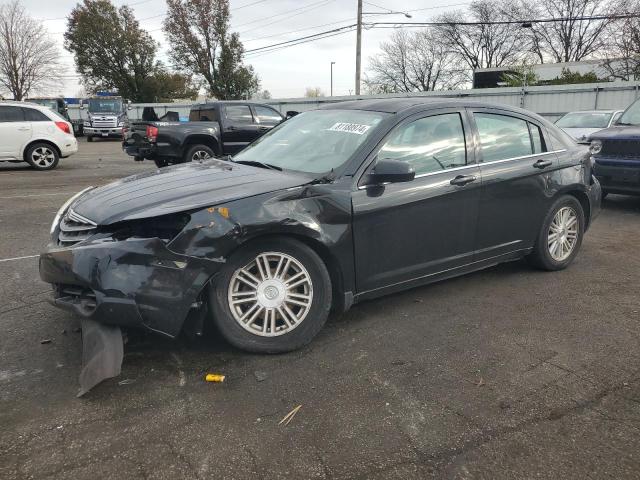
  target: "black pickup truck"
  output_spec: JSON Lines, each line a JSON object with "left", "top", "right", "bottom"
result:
{"left": 588, "top": 98, "right": 640, "bottom": 197}
{"left": 123, "top": 101, "right": 285, "bottom": 167}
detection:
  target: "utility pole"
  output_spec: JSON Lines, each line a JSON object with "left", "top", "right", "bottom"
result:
{"left": 330, "top": 61, "right": 335, "bottom": 97}
{"left": 355, "top": 0, "right": 362, "bottom": 95}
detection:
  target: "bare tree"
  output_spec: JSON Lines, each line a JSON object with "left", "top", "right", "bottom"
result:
{"left": 601, "top": 0, "right": 640, "bottom": 79}
{"left": 365, "top": 29, "right": 466, "bottom": 93}
{"left": 0, "top": 0, "right": 62, "bottom": 100}
{"left": 435, "top": 0, "right": 530, "bottom": 73}
{"left": 524, "top": 0, "right": 618, "bottom": 63}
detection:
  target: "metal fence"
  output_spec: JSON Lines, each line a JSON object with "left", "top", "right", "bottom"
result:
{"left": 67, "top": 81, "right": 640, "bottom": 123}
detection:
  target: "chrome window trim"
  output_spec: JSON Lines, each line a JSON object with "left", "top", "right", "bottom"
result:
{"left": 357, "top": 149, "right": 567, "bottom": 189}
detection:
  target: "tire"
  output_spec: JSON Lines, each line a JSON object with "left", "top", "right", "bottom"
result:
{"left": 184, "top": 144, "right": 215, "bottom": 163}
{"left": 86, "top": 135, "right": 93, "bottom": 142}
{"left": 527, "top": 195, "right": 585, "bottom": 271}
{"left": 25, "top": 143, "right": 59, "bottom": 170}
{"left": 208, "top": 237, "right": 332, "bottom": 353}
{"left": 153, "top": 157, "right": 171, "bottom": 168}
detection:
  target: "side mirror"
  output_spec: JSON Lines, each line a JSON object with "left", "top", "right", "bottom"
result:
{"left": 79, "top": 103, "right": 85, "bottom": 110}
{"left": 286, "top": 110, "right": 299, "bottom": 118}
{"left": 367, "top": 159, "right": 415, "bottom": 185}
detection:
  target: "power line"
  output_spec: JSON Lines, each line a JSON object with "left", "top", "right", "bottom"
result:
{"left": 244, "top": 12, "right": 640, "bottom": 58}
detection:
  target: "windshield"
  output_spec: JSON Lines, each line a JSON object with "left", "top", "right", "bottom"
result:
{"left": 87, "top": 98, "right": 123, "bottom": 113}
{"left": 618, "top": 99, "right": 640, "bottom": 126}
{"left": 27, "top": 99, "right": 59, "bottom": 110}
{"left": 556, "top": 112, "right": 612, "bottom": 128}
{"left": 233, "top": 109, "right": 388, "bottom": 174}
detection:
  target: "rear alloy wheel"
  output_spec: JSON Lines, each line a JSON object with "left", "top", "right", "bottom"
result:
{"left": 184, "top": 144, "right": 215, "bottom": 163}
{"left": 209, "top": 237, "right": 332, "bottom": 353}
{"left": 527, "top": 195, "right": 584, "bottom": 271}
{"left": 25, "top": 143, "right": 59, "bottom": 170}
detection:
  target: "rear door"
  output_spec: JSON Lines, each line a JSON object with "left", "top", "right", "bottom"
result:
{"left": 221, "top": 104, "right": 260, "bottom": 154}
{"left": 0, "top": 106, "right": 32, "bottom": 159}
{"left": 352, "top": 109, "right": 481, "bottom": 294}
{"left": 469, "top": 108, "right": 558, "bottom": 259}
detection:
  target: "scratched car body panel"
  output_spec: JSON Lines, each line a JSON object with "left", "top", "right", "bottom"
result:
{"left": 40, "top": 98, "right": 601, "bottom": 352}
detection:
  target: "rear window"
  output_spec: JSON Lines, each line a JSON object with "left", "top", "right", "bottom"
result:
{"left": 0, "top": 106, "right": 25, "bottom": 122}
{"left": 189, "top": 108, "right": 218, "bottom": 122}
{"left": 23, "top": 107, "right": 50, "bottom": 121}
{"left": 556, "top": 112, "right": 612, "bottom": 128}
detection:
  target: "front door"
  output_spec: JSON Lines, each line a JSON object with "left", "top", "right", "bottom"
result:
{"left": 352, "top": 110, "right": 481, "bottom": 294}
{"left": 469, "top": 109, "right": 558, "bottom": 259}
{"left": 0, "top": 106, "right": 32, "bottom": 159}
{"left": 221, "top": 104, "right": 260, "bottom": 154}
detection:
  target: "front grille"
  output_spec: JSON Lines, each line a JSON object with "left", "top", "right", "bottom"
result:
{"left": 91, "top": 117, "right": 117, "bottom": 128}
{"left": 601, "top": 140, "right": 640, "bottom": 159}
{"left": 58, "top": 209, "right": 97, "bottom": 246}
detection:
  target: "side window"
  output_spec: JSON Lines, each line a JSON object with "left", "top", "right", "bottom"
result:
{"left": 23, "top": 108, "right": 50, "bottom": 122}
{"left": 224, "top": 105, "right": 254, "bottom": 124}
{"left": 254, "top": 105, "right": 282, "bottom": 124}
{"left": 474, "top": 113, "right": 532, "bottom": 161}
{"left": 377, "top": 113, "right": 467, "bottom": 175}
{"left": 0, "top": 106, "right": 25, "bottom": 122}
{"left": 529, "top": 123, "right": 547, "bottom": 154}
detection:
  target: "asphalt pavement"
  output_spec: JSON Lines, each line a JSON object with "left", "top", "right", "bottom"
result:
{"left": 1, "top": 138, "right": 639, "bottom": 479}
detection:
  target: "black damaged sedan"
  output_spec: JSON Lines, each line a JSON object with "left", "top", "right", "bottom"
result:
{"left": 40, "top": 99, "right": 601, "bottom": 353}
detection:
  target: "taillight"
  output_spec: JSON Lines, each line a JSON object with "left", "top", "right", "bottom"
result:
{"left": 146, "top": 125, "right": 158, "bottom": 142}
{"left": 55, "top": 121, "right": 71, "bottom": 134}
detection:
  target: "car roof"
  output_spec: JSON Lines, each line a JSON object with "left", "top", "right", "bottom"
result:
{"left": 192, "top": 101, "right": 275, "bottom": 110}
{"left": 562, "top": 110, "right": 617, "bottom": 114}
{"left": 0, "top": 100, "right": 46, "bottom": 110}
{"left": 318, "top": 97, "right": 534, "bottom": 115}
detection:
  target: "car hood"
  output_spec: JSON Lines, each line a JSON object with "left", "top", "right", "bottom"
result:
{"left": 72, "top": 160, "right": 310, "bottom": 225}
{"left": 560, "top": 127, "right": 602, "bottom": 141}
{"left": 588, "top": 125, "right": 640, "bottom": 141}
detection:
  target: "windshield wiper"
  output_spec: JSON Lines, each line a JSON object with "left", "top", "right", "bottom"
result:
{"left": 615, "top": 121, "right": 635, "bottom": 126}
{"left": 233, "top": 159, "right": 282, "bottom": 171}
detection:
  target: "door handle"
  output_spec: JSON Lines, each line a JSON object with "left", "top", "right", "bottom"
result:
{"left": 17, "top": 127, "right": 29, "bottom": 131}
{"left": 533, "top": 159, "right": 553, "bottom": 169}
{"left": 227, "top": 126, "right": 237, "bottom": 131}
{"left": 450, "top": 174, "right": 477, "bottom": 186}
{"left": 258, "top": 126, "right": 269, "bottom": 131}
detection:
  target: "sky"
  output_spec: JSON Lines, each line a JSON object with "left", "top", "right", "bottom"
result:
{"left": 21, "top": 0, "right": 470, "bottom": 99}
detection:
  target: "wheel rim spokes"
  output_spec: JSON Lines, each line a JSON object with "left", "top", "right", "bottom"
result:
{"left": 228, "top": 252, "right": 313, "bottom": 337}
{"left": 548, "top": 206, "right": 578, "bottom": 261}
{"left": 193, "top": 151, "right": 211, "bottom": 161}
{"left": 33, "top": 147, "right": 54, "bottom": 167}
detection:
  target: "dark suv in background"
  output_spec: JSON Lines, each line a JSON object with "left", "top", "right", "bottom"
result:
{"left": 589, "top": 99, "right": 640, "bottom": 197}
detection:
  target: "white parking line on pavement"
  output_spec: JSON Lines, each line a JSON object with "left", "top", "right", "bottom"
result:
{"left": 0, "top": 254, "right": 39, "bottom": 263}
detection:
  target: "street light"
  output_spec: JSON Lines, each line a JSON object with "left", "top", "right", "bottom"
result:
{"left": 330, "top": 61, "right": 336, "bottom": 97}
{"left": 355, "top": 0, "right": 412, "bottom": 95}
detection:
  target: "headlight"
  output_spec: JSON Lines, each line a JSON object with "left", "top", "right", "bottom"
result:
{"left": 83, "top": 120, "right": 91, "bottom": 127}
{"left": 589, "top": 140, "right": 602, "bottom": 155}
{"left": 50, "top": 187, "right": 95, "bottom": 235}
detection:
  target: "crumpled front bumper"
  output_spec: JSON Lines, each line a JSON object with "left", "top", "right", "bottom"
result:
{"left": 39, "top": 237, "right": 224, "bottom": 337}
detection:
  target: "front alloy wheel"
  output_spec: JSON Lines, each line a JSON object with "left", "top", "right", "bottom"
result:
{"left": 25, "top": 143, "right": 59, "bottom": 170}
{"left": 209, "top": 237, "right": 332, "bottom": 353}
{"left": 228, "top": 252, "right": 314, "bottom": 337}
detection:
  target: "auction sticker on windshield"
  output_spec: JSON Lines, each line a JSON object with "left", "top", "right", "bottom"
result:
{"left": 328, "top": 122, "right": 371, "bottom": 135}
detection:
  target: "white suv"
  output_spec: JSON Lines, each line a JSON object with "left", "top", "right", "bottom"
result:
{"left": 0, "top": 101, "right": 78, "bottom": 170}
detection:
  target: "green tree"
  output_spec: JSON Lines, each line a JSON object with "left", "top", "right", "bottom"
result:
{"left": 546, "top": 68, "right": 603, "bottom": 85}
{"left": 64, "top": 0, "right": 194, "bottom": 102}
{"left": 164, "top": 0, "right": 260, "bottom": 100}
